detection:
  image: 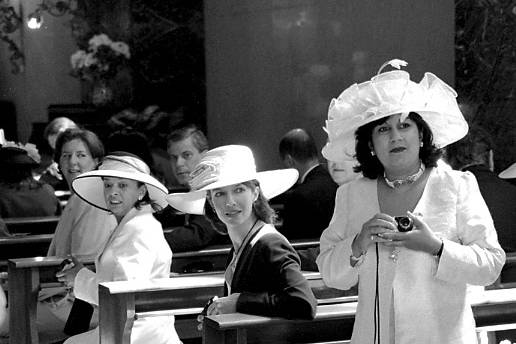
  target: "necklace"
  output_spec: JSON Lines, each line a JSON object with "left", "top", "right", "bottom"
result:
{"left": 384, "top": 163, "right": 425, "bottom": 189}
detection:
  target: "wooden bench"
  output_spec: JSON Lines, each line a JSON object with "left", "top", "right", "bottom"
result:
{"left": 7, "top": 256, "right": 95, "bottom": 344}
{"left": 0, "top": 234, "right": 54, "bottom": 270}
{"left": 4, "top": 216, "right": 59, "bottom": 235}
{"left": 97, "top": 271, "right": 353, "bottom": 344}
{"left": 171, "top": 239, "right": 319, "bottom": 274}
{"left": 6, "top": 240, "right": 321, "bottom": 344}
{"left": 202, "top": 288, "right": 516, "bottom": 344}
{"left": 487, "top": 252, "right": 516, "bottom": 290}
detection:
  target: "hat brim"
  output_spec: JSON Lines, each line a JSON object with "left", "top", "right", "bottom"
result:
{"left": 72, "top": 170, "right": 168, "bottom": 211}
{"left": 323, "top": 109, "right": 468, "bottom": 162}
{"left": 499, "top": 162, "right": 516, "bottom": 179}
{"left": 166, "top": 168, "right": 298, "bottom": 215}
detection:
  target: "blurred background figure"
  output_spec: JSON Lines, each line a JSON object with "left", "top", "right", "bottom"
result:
{"left": 39, "top": 117, "right": 78, "bottom": 192}
{"left": 327, "top": 158, "right": 360, "bottom": 186}
{"left": 276, "top": 128, "right": 337, "bottom": 240}
{"left": 445, "top": 124, "right": 516, "bottom": 253}
{"left": 44, "top": 117, "right": 79, "bottom": 151}
{"left": 0, "top": 142, "right": 61, "bottom": 218}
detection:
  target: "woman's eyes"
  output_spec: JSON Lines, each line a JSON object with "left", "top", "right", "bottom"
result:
{"left": 213, "top": 191, "right": 224, "bottom": 197}
{"left": 234, "top": 187, "right": 245, "bottom": 193}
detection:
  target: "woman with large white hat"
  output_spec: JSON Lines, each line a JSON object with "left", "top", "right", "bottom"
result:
{"left": 167, "top": 145, "right": 317, "bottom": 320}
{"left": 317, "top": 59, "right": 505, "bottom": 344}
{"left": 57, "top": 151, "right": 180, "bottom": 344}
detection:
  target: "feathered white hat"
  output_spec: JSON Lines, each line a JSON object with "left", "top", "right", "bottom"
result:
{"left": 322, "top": 59, "right": 469, "bottom": 162}
{"left": 166, "top": 145, "right": 298, "bottom": 215}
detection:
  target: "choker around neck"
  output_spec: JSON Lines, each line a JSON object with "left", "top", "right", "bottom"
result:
{"left": 384, "top": 163, "right": 426, "bottom": 189}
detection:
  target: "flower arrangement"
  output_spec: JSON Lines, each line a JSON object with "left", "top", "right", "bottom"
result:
{"left": 70, "top": 33, "right": 130, "bottom": 82}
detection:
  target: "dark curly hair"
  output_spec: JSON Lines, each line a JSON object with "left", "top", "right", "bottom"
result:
{"left": 204, "top": 180, "right": 276, "bottom": 229}
{"left": 354, "top": 112, "right": 442, "bottom": 179}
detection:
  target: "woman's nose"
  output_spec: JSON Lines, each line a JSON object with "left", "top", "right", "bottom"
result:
{"left": 390, "top": 128, "right": 402, "bottom": 141}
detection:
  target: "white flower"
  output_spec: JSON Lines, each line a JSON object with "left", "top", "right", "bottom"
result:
{"left": 110, "top": 41, "right": 131, "bottom": 59}
{"left": 83, "top": 54, "right": 97, "bottom": 68}
{"left": 499, "top": 340, "right": 512, "bottom": 344}
{"left": 88, "top": 34, "right": 113, "bottom": 51}
{"left": 70, "top": 50, "right": 87, "bottom": 69}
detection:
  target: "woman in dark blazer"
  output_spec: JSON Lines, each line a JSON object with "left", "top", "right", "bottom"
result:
{"left": 166, "top": 145, "right": 317, "bottom": 319}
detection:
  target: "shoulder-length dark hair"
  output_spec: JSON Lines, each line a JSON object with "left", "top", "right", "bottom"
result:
{"left": 354, "top": 112, "right": 442, "bottom": 179}
{"left": 204, "top": 179, "right": 276, "bottom": 229}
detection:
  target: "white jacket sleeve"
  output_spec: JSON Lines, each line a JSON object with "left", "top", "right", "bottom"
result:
{"left": 317, "top": 184, "right": 360, "bottom": 290}
{"left": 73, "top": 267, "right": 99, "bottom": 305}
{"left": 435, "top": 172, "right": 506, "bottom": 285}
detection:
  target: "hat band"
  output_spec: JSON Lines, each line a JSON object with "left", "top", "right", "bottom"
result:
{"left": 101, "top": 156, "right": 149, "bottom": 174}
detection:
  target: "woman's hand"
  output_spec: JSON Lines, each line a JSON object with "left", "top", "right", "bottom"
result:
{"left": 206, "top": 293, "right": 240, "bottom": 316}
{"left": 379, "top": 211, "right": 442, "bottom": 255}
{"left": 353, "top": 213, "right": 397, "bottom": 256}
{"left": 55, "top": 256, "right": 84, "bottom": 289}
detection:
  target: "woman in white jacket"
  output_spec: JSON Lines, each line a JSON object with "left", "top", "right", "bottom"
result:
{"left": 317, "top": 59, "right": 505, "bottom": 344}
{"left": 58, "top": 152, "right": 180, "bottom": 344}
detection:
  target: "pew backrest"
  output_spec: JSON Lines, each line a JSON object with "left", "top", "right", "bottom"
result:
{"left": 4, "top": 216, "right": 59, "bottom": 235}
{"left": 7, "top": 256, "right": 94, "bottom": 344}
{"left": 202, "top": 288, "right": 516, "bottom": 344}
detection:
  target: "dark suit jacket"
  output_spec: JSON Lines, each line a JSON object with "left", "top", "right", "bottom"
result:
{"left": 464, "top": 165, "right": 516, "bottom": 253}
{"left": 226, "top": 224, "right": 317, "bottom": 319}
{"left": 279, "top": 164, "right": 338, "bottom": 240}
{"left": 154, "top": 205, "right": 229, "bottom": 253}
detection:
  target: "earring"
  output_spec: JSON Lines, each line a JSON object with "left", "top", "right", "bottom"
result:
{"left": 371, "top": 150, "right": 376, "bottom": 156}
{"left": 138, "top": 195, "right": 143, "bottom": 201}
{"left": 420, "top": 142, "right": 423, "bottom": 147}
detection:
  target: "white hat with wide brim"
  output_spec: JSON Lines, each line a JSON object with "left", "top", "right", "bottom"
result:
{"left": 166, "top": 145, "right": 298, "bottom": 215}
{"left": 322, "top": 60, "right": 469, "bottom": 162}
{"left": 72, "top": 153, "right": 168, "bottom": 211}
{"left": 499, "top": 162, "right": 516, "bottom": 179}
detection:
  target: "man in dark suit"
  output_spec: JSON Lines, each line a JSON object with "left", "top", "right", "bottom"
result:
{"left": 153, "top": 124, "right": 229, "bottom": 257}
{"left": 276, "top": 128, "right": 338, "bottom": 241}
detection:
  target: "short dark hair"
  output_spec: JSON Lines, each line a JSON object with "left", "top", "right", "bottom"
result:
{"left": 354, "top": 112, "right": 442, "bottom": 179}
{"left": 166, "top": 124, "right": 209, "bottom": 152}
{"left": 54, "top": 128, "right": 105, "bottom": 163}
{"left": 444, "top": 124, "right": 493, "bottom": 170}
{"left": 204, "top": 180, "right": 276, "bottom": 228}
{"left": 279, "top": 128, "right": 318, "bottom": 162}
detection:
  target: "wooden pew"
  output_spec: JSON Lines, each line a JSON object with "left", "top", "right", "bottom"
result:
{"left": 4, "top": 216, "right": 59, "bottom": 235}
{"left": 202, "top": 288, "right": 516, "bottom": 344}
{"left": 487, "top": 252, "right": 516, "bottom": 290}
{"left": 171, "top": 239, "right": 319, "bottom": 274}
{"left": 0, "top": 234, "right": 53, "bottom": 270}
{"left": 6, "top": 239, "right": 320, "bottom": 344}
{"left": 7, "top": 256, "right": 95, "bottom": 344}
{"left": 97, "top": 272, "right": 352, "bottom": 344}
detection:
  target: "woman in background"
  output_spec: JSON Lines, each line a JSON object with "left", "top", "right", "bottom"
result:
{"left": 59, "top": 152, "right": 180, "bottom": 343}
{"left": 167, "top": 145, "right": 317, "bottom": 320}
{"left": 40, "top": 129, "right": 116, "bottom": 333}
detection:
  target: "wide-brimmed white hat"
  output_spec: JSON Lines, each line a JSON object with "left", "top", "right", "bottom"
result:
{"left": 499, "top": 162, "right": 516, "bottom": 179}
{"left": 72, "top": 152, "right": 168, "bottom": 211}
{"left": 166, "top": 145, "right": 298, "bottom": 215}
{"left": 322, "top": 59, "right": 469, "bottom": 162}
